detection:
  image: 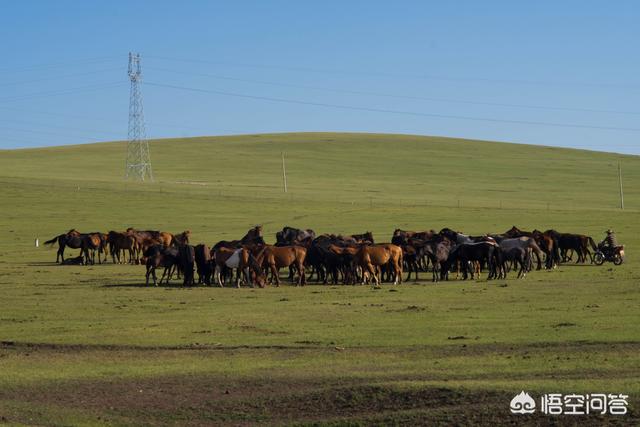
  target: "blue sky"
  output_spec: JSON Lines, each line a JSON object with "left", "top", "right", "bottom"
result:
{"left": 0, "top": 1, "right": 638, "bottom": 154}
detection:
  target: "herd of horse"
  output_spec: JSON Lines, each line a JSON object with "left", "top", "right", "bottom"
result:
{"left": 44, "top": 225, "right": 601, "bottom": 287}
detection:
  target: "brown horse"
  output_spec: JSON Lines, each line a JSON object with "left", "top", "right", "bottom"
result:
{"left": 328, "top": 244, "right": 359, "bottom": 284}
{"left": 259, "top": 245, "right": 307, "bottom": 286}
{"left": 83, "top": 232, "right": 106, "bottom": 264}
{"left": 144, "top": 245, "right": 179, "bottom": 286}
{"left": 44, "top": 229, "right": 103, "bottom": 264}
{"left": 241, "top": 225, "right": 264, "bottom": 244}
{"left": 391, "top": 229, "right": 435, "bottom": 245}
{"left": 172, "top": 230, "right": 191, "bottom": 245}
{"left": 107, "top": 231, "right": 138, "bottom": 264}
{"left": 213, "top": 247, "right": 266, "bottom": 288}
{"left": 532, "top": 229, "right": 560, "bottom": 269}
{"left": 126, "top": 228, "right": 163, "bottom": 263}
{"left": 335, "top": 232, "right": 374, "bottom": 245}
{"left": 355, "top": 244, "right": 403, "bottom": 286}
{"left": 158, "top": 232, "right": 173, "bottom": 247}
{"left": 212, "top": 226, "right": 265, "bottom": 250}
{"left": 543, "top": 229, "right": 596, "bottom": 264}
{"left": 157, "top": 230, "right": 191, "bottom": 247}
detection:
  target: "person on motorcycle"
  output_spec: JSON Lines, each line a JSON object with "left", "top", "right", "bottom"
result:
{"left": 599, "top": 229, "right": 618, "bottom": 255}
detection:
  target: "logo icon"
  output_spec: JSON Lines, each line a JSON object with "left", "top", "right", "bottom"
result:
{"left": 510, "top": 391, "right": 536, "bottom": 414}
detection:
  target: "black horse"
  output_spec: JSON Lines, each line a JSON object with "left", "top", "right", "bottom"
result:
{"left": 276, "top": 226, "right": 316, "bottom": 246}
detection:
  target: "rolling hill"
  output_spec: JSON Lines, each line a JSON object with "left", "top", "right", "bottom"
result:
{"left": 0, "top": 132, "right": 638, "bottom": 425}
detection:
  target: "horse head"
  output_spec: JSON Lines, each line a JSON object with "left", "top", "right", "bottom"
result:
{"left": 505, "top": 225, "right": 522, "bottom": 236}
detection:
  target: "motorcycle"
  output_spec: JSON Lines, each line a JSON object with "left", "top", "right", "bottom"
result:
{"left": 593, "top": 243, "right": 625, "bottom": 266}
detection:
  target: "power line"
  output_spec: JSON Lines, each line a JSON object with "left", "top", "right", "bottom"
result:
{"left": 0, "top": 81, "right": 126, "bottom": 103}
{"left": 0, "top": 105, "right": 243, "bottom": 135}
{"left": 0, "top": 125, "right": 116, "bottom": 141}
{"left": 0, "top": 136, "right": 57, "bottom": 147}
{"left": 0, "top": 118, "right": 124, "bottom": 139}
{"left": 0, "top": 105, "right": 109, "bottom": 121}
{"left": 0, "top": 67, "right": 123, "bottom": 88}
{"left": 0, "top": 135, "right": 98, "bottom": 148}
{"left": 145, "top": 81, "right": 640, "bottom": 133}
{"left": 0, "top": 56, "right": 121, "bottom": 75}
{"left": 147, "top": 65, "right": 640, "bottom": 116}
{"left": 146, "top": 54, "right": 640, "bottom": 90}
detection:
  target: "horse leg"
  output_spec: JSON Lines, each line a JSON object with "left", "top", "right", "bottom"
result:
{"left": 244, "top": 267, "right": 253, "bottom": 288}
{"left": 58, "top": 244, "right": 65, "bottom": 263}
{"left": 372, "top": 264, "right": 381, "bottom": 286}
{"left": 214, "top": 265, "right": 223, "bottom": 287}
{"left": 360, "top": 266, "right": 368, "bottom": 285}
{"left": 519, "top": 257, "right": 526, "bottom": 278}
{"left": 270, "top": 264, "right": 280, "bottom": 287}
{"left": 234, "top": 268, "right": 241, "bottom": 288}
{"left": 159, "top": 267, "right": 168, "bottom": 285}
{"left": 152, "top": 266, "right": 158, "bottom": 286}
{"left": 298, "top": 261, "right": 306, "bottom": 286}
{"left": 331, "top": 266, "right": 338, "bottom": 285}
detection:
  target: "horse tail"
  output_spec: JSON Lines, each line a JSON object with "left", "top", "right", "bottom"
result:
{"left": 44, "top": 235, "right": 61, "bottom": 246}
{"left": 587, "top": 236, "right": 597, "bottom": 251}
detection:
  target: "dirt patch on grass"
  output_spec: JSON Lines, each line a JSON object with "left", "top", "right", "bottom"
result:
{"left": 2, "top": 339, "right": 640, "bottom": 359}
{"left": 553, "top": 322, "right": 577, "bottom": 328}
{"left": 1, "top": 375, "right": 635, "bottom": 426}
{"left": 0, "top": 342, "right": 638, "bottom": 425}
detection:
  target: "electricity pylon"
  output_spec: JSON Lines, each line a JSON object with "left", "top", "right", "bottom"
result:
{"left": 125, "top": 52, "right": 153, "bottom": 181}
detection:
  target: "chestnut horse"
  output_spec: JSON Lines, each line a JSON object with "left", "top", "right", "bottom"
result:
{"left": 125, "top": 228, "right": 162, "bottom": 262}
{"left": 259, "top": 245, "right": 307, "bottom": 286}
{"left": 355, "top": 244, "right": 403, "bottom": 286}
{"left": 157, "top": 230, "right": 191, "bottom": 247}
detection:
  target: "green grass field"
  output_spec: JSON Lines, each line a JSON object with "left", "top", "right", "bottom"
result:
{"left": 1, "top": 132, "right": 639, "bottom": 425}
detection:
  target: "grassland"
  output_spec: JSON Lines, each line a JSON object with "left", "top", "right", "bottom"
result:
{"left": 0, "top": 132, "right": 639, "bottom": 425}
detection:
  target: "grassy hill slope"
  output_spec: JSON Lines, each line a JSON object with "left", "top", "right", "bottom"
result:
{"left": 0, "top": 133, "right": 638, "bottom": 425}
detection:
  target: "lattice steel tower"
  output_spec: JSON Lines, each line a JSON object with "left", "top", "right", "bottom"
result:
{"left": 125, "top": 52, "right": 153, "bottom": 181}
